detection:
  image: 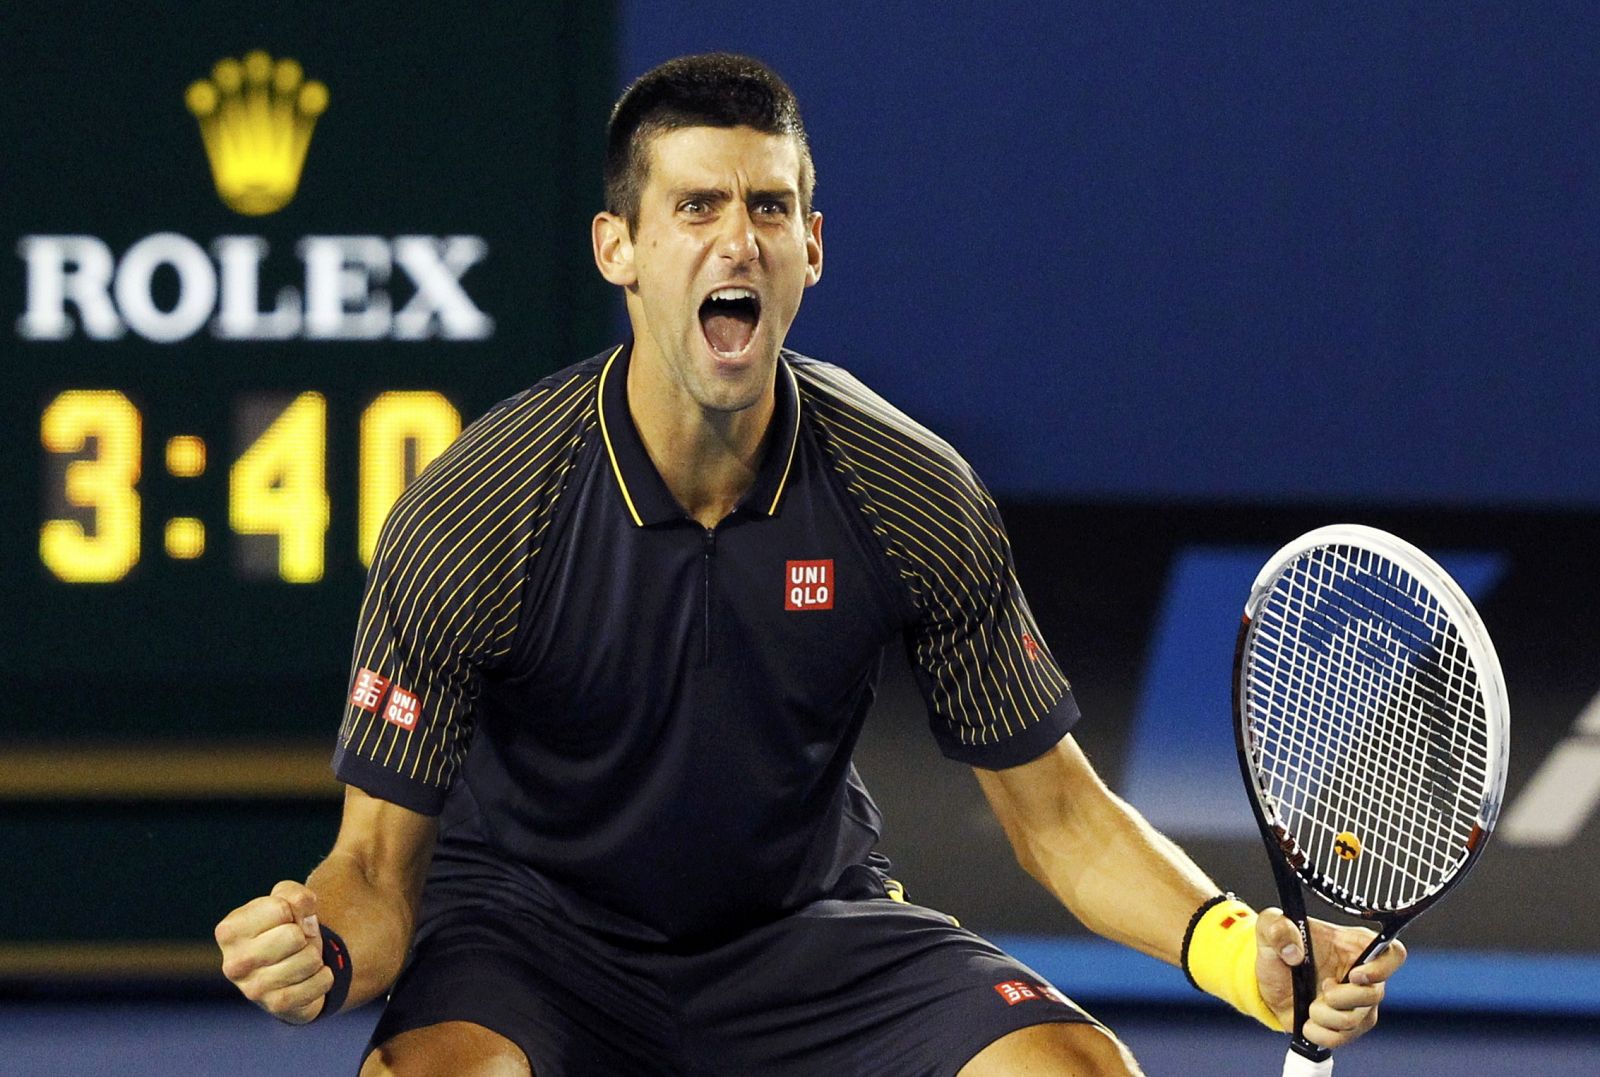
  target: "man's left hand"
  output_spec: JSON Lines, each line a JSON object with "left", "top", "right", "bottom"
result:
{"left": 1253, "top": 910, "right": 1407, "bottom": 1048}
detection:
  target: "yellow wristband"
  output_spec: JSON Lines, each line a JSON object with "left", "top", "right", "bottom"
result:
{"left": 1182, "top": 896, "right": 1283, "bottom": 1031}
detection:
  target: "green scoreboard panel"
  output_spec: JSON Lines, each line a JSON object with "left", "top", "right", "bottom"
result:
{"left": 1, "top": 6, "right": 615, "bottom": 977}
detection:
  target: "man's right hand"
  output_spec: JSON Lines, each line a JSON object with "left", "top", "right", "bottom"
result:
{"left": 215, "top": 880, "right": 333, "bottom": 1024}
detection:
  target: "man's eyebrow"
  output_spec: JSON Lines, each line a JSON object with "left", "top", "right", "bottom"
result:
{"left": 669, "top": 187, "right": 732, "bottom": 204}
{"left": 667, "top": 186, "right": 796, "bottom": 204}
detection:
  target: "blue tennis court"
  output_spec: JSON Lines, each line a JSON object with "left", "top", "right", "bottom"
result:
{"left": 4, "top": 995, "right": 1595, "bottom": 1076}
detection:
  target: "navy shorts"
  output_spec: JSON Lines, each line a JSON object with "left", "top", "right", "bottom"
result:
{"left": 365, "top": 872, "right": 1098, "bottom": 1075}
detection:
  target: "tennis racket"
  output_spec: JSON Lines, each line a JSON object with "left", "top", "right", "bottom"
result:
{"left": 1233, "top": 524, "right": 1509, "bottom": 1076}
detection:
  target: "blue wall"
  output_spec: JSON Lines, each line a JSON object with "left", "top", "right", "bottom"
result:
{"left": 622, "top": 4, "right": 1600, "bottom": 506}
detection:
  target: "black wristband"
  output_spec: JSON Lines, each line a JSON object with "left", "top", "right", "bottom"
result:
{"left": 315, "top": 923, "right": 353, "bottom": 1020}
{"left": 1180, "top": 891, "right": 1234, "bottom": 992}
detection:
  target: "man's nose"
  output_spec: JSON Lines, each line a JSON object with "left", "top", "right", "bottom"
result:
{"left": 715, "top": 203, "right": 758, "bottom": 265}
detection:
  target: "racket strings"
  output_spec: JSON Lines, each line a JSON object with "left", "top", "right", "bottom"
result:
{"left": 1255, "top": 631, "right": 1442, "bottom": 910}
{"left": 1266, "top": 610, "right": 1418, "bottom": 904}
{"left": 1254, "top": 615, "right": 1441, "bottom": 907}
{"left": 1260, "top": 558, "right": 1480, "bottom": 907}
{"left": 1246, "top": 545, "right": 1490, "bottom": 913}
{"left": 1258, "top": 550, "right": 1484, "bottom": 906}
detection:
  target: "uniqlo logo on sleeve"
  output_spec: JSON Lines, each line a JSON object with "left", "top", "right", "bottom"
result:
{"left": 994, "top": 980, "right": 1038, "bottom": 1006}
{"left": 994, "top": 980, "right": 1066, "bottom": 1007}
{"left": 349, "top": 669, "right": 390, "bottom": 713}
{"left": 383, "top": 686, "right": 420, "bottom": 731}
{"left": 784, "top": 559, "right": 834, "bottom": 611}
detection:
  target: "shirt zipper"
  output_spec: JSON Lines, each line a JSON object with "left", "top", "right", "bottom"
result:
{"left": 701, "top": 526, "right": 716, "bottom": 664}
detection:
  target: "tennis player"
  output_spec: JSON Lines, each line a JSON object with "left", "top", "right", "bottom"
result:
{"left": 215, "top": 54, "right": 1405, "bottom": 1076}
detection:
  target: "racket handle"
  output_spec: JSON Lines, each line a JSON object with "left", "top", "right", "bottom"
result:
{"left": 1281, "top": 1047, "right": 1333, "bottom": 1076}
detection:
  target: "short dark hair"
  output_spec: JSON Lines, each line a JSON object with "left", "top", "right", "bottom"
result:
{"left": 604, "top": 53, "right": 815, "bottom": 231}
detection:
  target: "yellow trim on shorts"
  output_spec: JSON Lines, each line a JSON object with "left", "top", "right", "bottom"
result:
{"left": 885, "top": 877, "right": 959, "bottom": 926}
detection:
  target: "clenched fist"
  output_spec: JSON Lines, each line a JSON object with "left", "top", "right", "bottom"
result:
{"left": 215, "top": 880, "right": 333, "bottom": 1024}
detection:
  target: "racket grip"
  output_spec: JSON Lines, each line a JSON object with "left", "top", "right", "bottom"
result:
{"left": 1281, "top": 1048, "right": 1333, "bottom": 1076}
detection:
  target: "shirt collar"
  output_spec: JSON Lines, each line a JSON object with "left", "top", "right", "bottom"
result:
{"left": 597, "top": 342, "right": 802, "bottom": 527}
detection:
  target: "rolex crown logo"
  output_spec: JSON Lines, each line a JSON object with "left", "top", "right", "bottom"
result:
{"left": 185, "top": 50, "right": 329, "bottom": 216}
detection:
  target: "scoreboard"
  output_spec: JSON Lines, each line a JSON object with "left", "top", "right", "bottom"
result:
{"left": 5, "top": 9, "right": 614, "bottom": 738}
{"left": 2, "top": 5, "right": 616, "bottom": 970}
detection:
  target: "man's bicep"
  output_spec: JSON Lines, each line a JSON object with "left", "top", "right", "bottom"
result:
{"left": 329, "top": 784, "right": 439, "bottom": 897}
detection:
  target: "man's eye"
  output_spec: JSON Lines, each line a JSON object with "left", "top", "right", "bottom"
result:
{"left": 755, "top": 200, "right": 788, "bottom": 216}
{"left": 680, "top": 200, "right": 709, "bottom": 215}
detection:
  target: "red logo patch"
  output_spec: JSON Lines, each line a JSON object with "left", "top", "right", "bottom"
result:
{"left": 1022, "top": 633, "right": 1042, "bottom": 660}
{"left": 994, "top": 980, "right": 1037, "bottom": 1005}
{"left": 383, "top": 686, "right": 420, "bottom": 731}
{"left": 785, "top": 559, "right": 834, "bottom": 611}
{"left": 349, "top": 668, "right": 390, "bottom": 713}
{"left": 994, "top": 980, "right": 1068, "bottom": 1007}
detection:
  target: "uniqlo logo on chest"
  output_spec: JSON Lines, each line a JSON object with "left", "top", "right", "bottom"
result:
{"left": 383, "top": 686, "right": 420, "bottom": 731}
{"left": 349, "top": 669, "right": 390, "bottom": 713}
{"left": 785, "top": 559, "right": 834, "bottom": 611}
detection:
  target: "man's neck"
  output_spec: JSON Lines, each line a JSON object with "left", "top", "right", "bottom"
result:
{"left": 626, "top": 347, "right": 776, "bottom": 530}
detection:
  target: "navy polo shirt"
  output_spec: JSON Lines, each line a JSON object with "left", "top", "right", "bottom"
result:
{"left": 333, "top": 343, "right": 1079, "bottom": 942}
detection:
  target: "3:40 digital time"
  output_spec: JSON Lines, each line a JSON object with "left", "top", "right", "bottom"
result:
{"left": 39, "top": 389, "right": 462, "bottom": 584}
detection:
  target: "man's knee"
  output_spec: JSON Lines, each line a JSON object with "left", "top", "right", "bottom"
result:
{"left": 959, "top": 1020, "right": 1143, "bottom": 1076}
{"left": 360, "top": 1021, "right": 532, "bottom": 1077}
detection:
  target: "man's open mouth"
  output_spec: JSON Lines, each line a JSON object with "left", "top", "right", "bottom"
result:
{"left": 699, "top": 287, "right": 762, "bottom": 357}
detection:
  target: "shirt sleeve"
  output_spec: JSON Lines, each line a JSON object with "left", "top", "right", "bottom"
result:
{"left": 794, "top": 358, "right": 1079, "bottom": 769}
{"left": 331, "top": 400, "right": 534, "bottom": 814}
{"left": 898, "top": 457, "right": 1080, "bottom": 768}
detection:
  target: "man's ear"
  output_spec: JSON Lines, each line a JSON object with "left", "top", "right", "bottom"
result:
{"left": 592, "top": 212, "right": 636, "bottom": 287}
{"left": 804, "top": 210, "right": 824, "bottom": 288}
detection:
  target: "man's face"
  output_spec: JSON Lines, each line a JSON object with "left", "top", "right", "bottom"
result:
{"left": 608, "top": 125, "right": 823, "bottom": 415}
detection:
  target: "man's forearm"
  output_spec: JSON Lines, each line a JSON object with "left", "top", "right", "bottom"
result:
{"left": 976, "top": 743, "right": 1219, "bottom": 965}
{"left": 1024, "top": 784, "right": 1216, "bottom": 962}
{"left": 305, "top": 846, "right": 425, "bottom": 1013}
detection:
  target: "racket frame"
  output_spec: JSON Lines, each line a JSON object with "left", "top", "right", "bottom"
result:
{"left": 1230, "top": 524, "right": 1510, "bottom": 1065}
